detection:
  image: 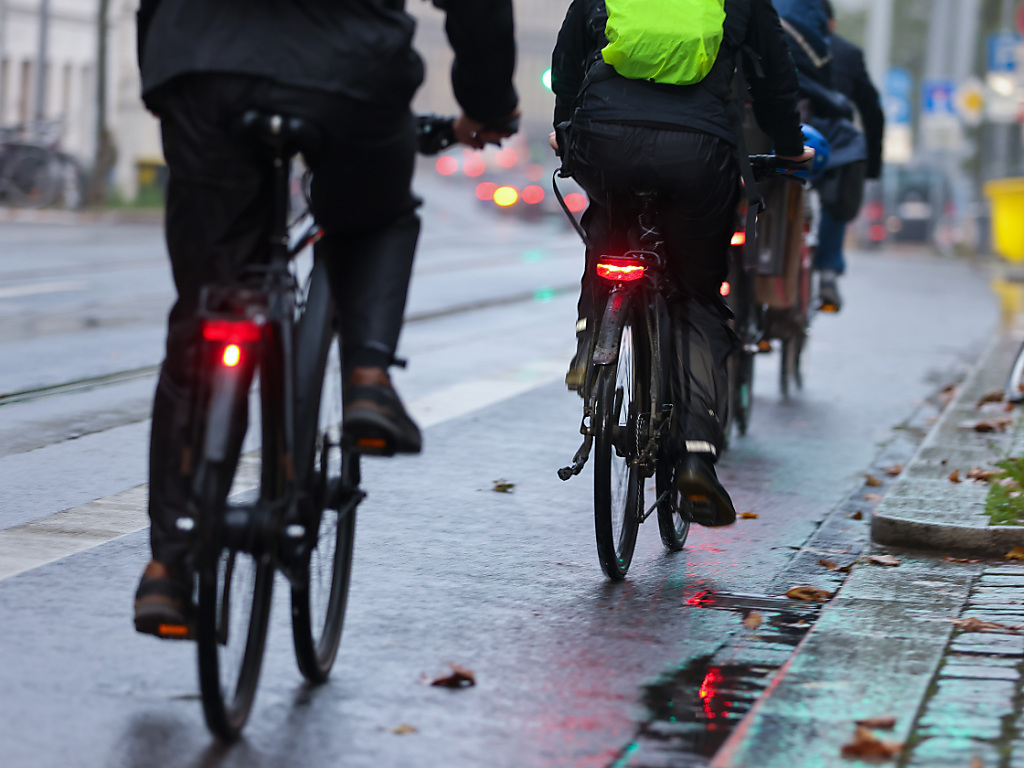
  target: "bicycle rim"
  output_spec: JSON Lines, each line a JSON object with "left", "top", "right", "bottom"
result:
{"left": 656, "top": 461, "right": 691, "bottom": 551}
{"left": 197, "top": 542, "right": 274, "bottom": 741}
{"left": 292, "top": 337, "right": 356, "bottom": 682}
{"left": 593, "top": 320, "right": 644, "bottom": 580}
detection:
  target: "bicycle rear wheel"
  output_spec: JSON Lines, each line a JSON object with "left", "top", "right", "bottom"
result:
{"left": 656, "top": 460, "right": 691, "bottom": 551}
{"left": 291, "top": 334, "right": 357, "bottom": 682}
{"left": 195, "top": 354, "right": 277, "bottom": 741}
{"left": 593, "top": 309, "right": 646, "bottom": 580}
{"left": 3, "top": 146, "right": 59, "bottom": 208}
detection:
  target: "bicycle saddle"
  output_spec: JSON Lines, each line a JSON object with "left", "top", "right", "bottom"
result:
{"left": 233, "top": 110, "right": 323, "bottom": 156}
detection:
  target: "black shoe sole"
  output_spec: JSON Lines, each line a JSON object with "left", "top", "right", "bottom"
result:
{"left": 134, "top": 601, "right": 195, "bottom": 640}
{"left": 675, "top": 467, "right": 736, "bottom": 527}
{"left": 343, "top": 409, "right": 422, "bottom": 456}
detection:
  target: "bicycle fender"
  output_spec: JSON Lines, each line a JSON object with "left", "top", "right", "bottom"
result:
{"left": 203, "top": 369, "right": 243, "bottom": 462}
{"left": 592, "top": 290, "right": 629, "bottom": 366}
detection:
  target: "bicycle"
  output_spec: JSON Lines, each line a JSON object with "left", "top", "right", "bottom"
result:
{"left": 0, "top": 120, "right": 85, "bottom": 209}
{"left": 154, "top": 111, "right": 499, "bottom": 740}
{"left": 725, "top": 160, "right": 820, "bottom": 438}
{"left": 556, "top": 155, "right": 811, "bottom": 580}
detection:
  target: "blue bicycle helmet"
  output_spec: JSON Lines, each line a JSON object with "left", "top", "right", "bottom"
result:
{"left": 799, "top": 123, "right": 830, "bottom": 180}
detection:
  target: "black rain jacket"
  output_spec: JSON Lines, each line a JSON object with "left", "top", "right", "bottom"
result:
{"left": 551, "top": 0, "right": 804, "bottom": 157}
{"left": 136, "top": 0, "right": 518, "bottom": 125}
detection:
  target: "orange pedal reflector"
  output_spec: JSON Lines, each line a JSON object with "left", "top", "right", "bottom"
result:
{"left": 357, "top": 437, "right": 388, "bottom": 449}
{"left": 687, "top": 495, "right": 709, "bottom": 504}
{"left": 757, "top": 340, "right": 772, "bottom": 352}
{"left": 820, "top": 303, "right": 839, "bottom": 313}
{"left": 158, "top": 623, "right": 190, "bottom": 638}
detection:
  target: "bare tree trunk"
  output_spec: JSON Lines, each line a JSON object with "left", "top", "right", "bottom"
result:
{"left": 87, "top": 0, "right": 115, "bottom": 206}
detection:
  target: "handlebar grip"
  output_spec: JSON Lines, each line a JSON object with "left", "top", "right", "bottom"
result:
{"left": 416, "top": 114, "right": 457, "bottom": 156}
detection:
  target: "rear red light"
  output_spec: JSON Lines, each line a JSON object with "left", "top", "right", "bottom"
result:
{"left": 564, "top": 192, "right": 588, "bottom": 213}
{"left": 720, "top": 281, "right": 731, "bottom": 297}
{"left": 730, "top": 231, "right": 746, "bottom": 246}
{"left": 866, "top": 201, "right": 884, "bottom": 220}
{"left": 596, "top": 260, "right": 645, "bottom": 282}
{"left": 522, "top": 185, "right": 545, "bottom": 205}
{"left": 202, "top": 319, "right": 262, "bottom": 343}
{"left": 222, "top": 344, "right": 242, "bottom": 367}
{"left": 869, "top": 224, "right": 887, "bottom": 242}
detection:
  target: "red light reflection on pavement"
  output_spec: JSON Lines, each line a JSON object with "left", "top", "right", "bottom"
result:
{"left": 698, "top": 667, "right": 726, "bottom": 722}
{"left": 685, "top": 589, "right": 714, "bottom": 607}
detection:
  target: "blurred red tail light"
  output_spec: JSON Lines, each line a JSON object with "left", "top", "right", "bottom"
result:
{"left": 596, "top": 259, "right": 645, "bottom": 282}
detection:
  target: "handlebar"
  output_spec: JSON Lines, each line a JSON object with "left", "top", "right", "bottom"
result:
{"left": 415, "top": 114, "right": 520, "bottom": 156}
{"left": 749, "top": 154, "right": 814, "bottom": 182}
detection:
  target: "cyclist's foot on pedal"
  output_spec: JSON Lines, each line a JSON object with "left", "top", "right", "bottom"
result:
{"left": 818, "top": 270, "right": 842, "bottom": 313}
{"left": 343, "top": 367, "right": 422, "bottom": 456}
{"left": 134, "top": 560, "right": 194, "bottom": 640}
{"left": 675, "top": 454, "right": 736, "bottom": 527}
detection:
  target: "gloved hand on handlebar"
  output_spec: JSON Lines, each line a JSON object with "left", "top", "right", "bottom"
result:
{"left": 453, "top": 109, "right": 521, "bottom": 149}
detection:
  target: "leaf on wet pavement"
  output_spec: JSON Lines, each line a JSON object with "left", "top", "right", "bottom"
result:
{"left": 818, "top": 559, "right": 854, "bottom": 573}
{"left": 428, "top": 664, "right": 476, "bottom": 688}
{"left": 865, "top": 474, "right": 883, "bottom": 487}
{"left": 785, "top": 586, "right": 832, "bottom": 602}
{"left": 850, "top": 511, "right": 864, "bottom": 520}
{"left": 977, "top": 390, "right": 1005, "bottom": 406}
{"left": 967, "top": 417, "right": 1013, "bottom": 433}
{"left": 492, "top": 479, "right": 515, "bottom": 493}
{"left": 743, "top": 612, "right": 763, "bottom": 630}
{"left": 839, "top": 726, "right": 903, "bottom": 759}
{"left": 948, "top": 469, "right": 962, "bottom": 483}
{"left": 854, "top": 715, "right": 897, "bottom": 730}
{"left": 866, "top": 555, "right": 901, "bottom": 567}
{"left": 883, "top": 464, "right": 904, "bottom": 476}
{"left": 1006, "top": 547, "right": 1024, "bottom": 560}
{"left": 943, "top": 556, "right": 984, "bottom": 564}
{"left": 392, "top": 724, "right": 418, "bottom": 735}
{"left": 951, "top": 617, "right": 1023, "bottom": 633}
{"left": 967, "top": 467, "right": 1000, "bottom": 482}
{"left": 739, "top": 512, "right": 759, "bottom": 519}
{"left": 863, "top": 493, "right": 882, "bottom": 502}
{"left": 970, "top": 757, "right": 984, "bottom": 768}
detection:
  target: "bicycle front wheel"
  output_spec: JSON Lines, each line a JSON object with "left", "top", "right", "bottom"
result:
{"left": 592, "top": 312, "right": 645, "bottom": 580}
{"left": 292, "top": 334, "right": 357, "bottom": 682}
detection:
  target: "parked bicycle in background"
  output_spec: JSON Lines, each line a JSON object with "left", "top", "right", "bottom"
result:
{"left": 0, "top": 119, "right": 85, "bottom": 210}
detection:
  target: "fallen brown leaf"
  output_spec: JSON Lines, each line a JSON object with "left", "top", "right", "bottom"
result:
{"left": 883, "top": 464, "right": 904, "bottom": 476}
{"left": 943, "top": 556, "right": 984, "bottom": 564}
{"left": 854, "top": 715, "right": 897, "bottom": 730}
{"left": 865, "top": 474, "right": 883, "bottom": 487}
{"left": 850, "top": 511, "right": 864, "bottom": 520}
{"left": 739, "top": 512, "right": 759, "bottom": 519}
{"left": 785, "top": 586, "right": 832, "bottom": 602}
{"left": 970, "top": 417, "right": 1013, "bottom": 433}
{"left": 970, "top": 756, "right": 984, "bottom": 768}
{"left": 819, "top": 558, "right": 838, "bottom": 570}
{"left": 1006, "top": 547, "right": 1024, "bottom": 560}
{"left": 867, "top": 555, "right": 901, "bottom": 567}
{"left": 392, "top": 724, "right": 418, "bottom": 735}
{"left": 952, "top": 617, "right": 1023, "bottom": 633}
{"left": 967, "top": 467, "right": 1000, "bottom": 482}
{"left": 949, "top": 469, "right": 962, "bottom": 483}
{"left": 492, "top": 479, "right": 515, "bottom": 493}
{"left": 743, "top": 612, "right": 763, "bottom": 630}
{"left": 863, "top": 493, "right": 882, "bottom": 502}
{"left": 429, "top": 664, "right": 476, "bottom": 688}
{"left": 840, "top": 726, "right": 903, "bottom": 759}
{"left": 977, "top": 390, "right": 1005, "bottom": 406}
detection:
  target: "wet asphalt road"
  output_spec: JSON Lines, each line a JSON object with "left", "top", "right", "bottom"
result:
{"left": 0, "top": 175, "right": 1001, "bottom": 767}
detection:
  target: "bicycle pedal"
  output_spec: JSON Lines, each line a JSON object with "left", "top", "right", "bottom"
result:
{"left": 351, "top": 435, "right": 395, "bottom": 457}
{"left": 818, "top": 303, "right": 839, "bottom": 314}
{"left": 757, "top": 340, "right": 773, "bottom": 353}
{"left": 156, "top": 622, "right": 195, "bottom": 641}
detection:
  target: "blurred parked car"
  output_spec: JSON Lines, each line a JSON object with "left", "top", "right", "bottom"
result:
{"left": 855, "top": 164, "right": 952, "bottom": 247}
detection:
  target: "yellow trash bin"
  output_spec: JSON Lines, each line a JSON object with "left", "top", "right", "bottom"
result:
{"left": 984, "top": 177, "right": 1024, "bottom": 263}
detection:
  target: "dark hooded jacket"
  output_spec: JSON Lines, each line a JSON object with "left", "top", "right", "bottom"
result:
{"left": 136, "top": 0, "right": 517, "bottom": 124}
{"left": 551, "top": 0, "right": 804, "bottom": 157}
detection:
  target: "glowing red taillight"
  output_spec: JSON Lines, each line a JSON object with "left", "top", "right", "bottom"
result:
{"left": 201, "top": 319, "right": 262, "bottom": 344}
{"left": 720, "top": 281, "right": 731, "bottom": 297}
{"left": 596, "top": 260, "right": 645, "bottom": 282}
{"left": 222, "top": 344, "right": 242, "bottom": 367}
{"left": 731, "top": 231, "right": 746, "bottom": 246}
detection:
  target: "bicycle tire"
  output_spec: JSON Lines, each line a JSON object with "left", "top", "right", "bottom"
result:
{"left": 656, "top": 460, "right": 691, "bottom": 551}
{"left": 592, "top": 310, "right": 645, "bottom": 580}
{"left": 730, "top": 350, "right": 755, "bottom": 437}
{"left": 3, "top": 146, "right": 59, "bottom": 208}
{"left": 196, "top": 354, "right": 279, "bottom": 741}
{"left": 291, "top": 332, "right": 357, "bottom": 682}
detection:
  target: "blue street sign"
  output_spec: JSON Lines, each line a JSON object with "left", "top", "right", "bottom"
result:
{"left": 922, "top": 79, "right": 957, "bottom": 116}
{"left": 988, "top": 32, "right": 1022, "bottom": 73}
{"left": 885, "top": 68, "right": 913, "bottom": 125}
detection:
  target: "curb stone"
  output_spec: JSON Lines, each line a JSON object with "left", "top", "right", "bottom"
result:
{"left": 871, "top": 332, "right": 1024, "bottom": 556}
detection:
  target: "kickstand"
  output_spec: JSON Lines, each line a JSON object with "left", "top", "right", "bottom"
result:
{"left": 558, "top": 433, "right": 594, "bottom": 481}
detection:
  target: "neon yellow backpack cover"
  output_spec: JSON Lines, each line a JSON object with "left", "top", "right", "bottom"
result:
{"left": 601, "top": 0, "right": 726, "bottom": 86}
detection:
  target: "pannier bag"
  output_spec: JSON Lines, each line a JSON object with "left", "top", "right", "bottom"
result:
{"left": 602, "top": 0, "right": 726, "bottom": 86}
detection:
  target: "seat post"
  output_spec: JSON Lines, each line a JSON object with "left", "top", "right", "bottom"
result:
{"left": 268, "top": 114, "right": 291, "bottom": 261}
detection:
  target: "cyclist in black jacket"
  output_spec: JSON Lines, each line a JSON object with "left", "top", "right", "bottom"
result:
{"left": 134, "top": 0, "right": 518, "bottom": 633}
{"left": 552, "top": 0, "right": 810, "bottom": 526}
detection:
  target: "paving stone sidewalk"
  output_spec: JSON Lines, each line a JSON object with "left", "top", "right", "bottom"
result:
{"left": 713, "top": 330, "right": 1024, "bottom": 768}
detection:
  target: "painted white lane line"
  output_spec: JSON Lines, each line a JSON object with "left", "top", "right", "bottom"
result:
{"left": 0, "top": 280, "right": 88, "bottom": 300}
{"left": 0, "top": 355, "right": 568, "bottom": 582}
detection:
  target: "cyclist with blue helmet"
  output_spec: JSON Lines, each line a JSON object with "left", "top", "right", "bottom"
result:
{"left": 552, "top": 0, "right": 813, "bottom": 526}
